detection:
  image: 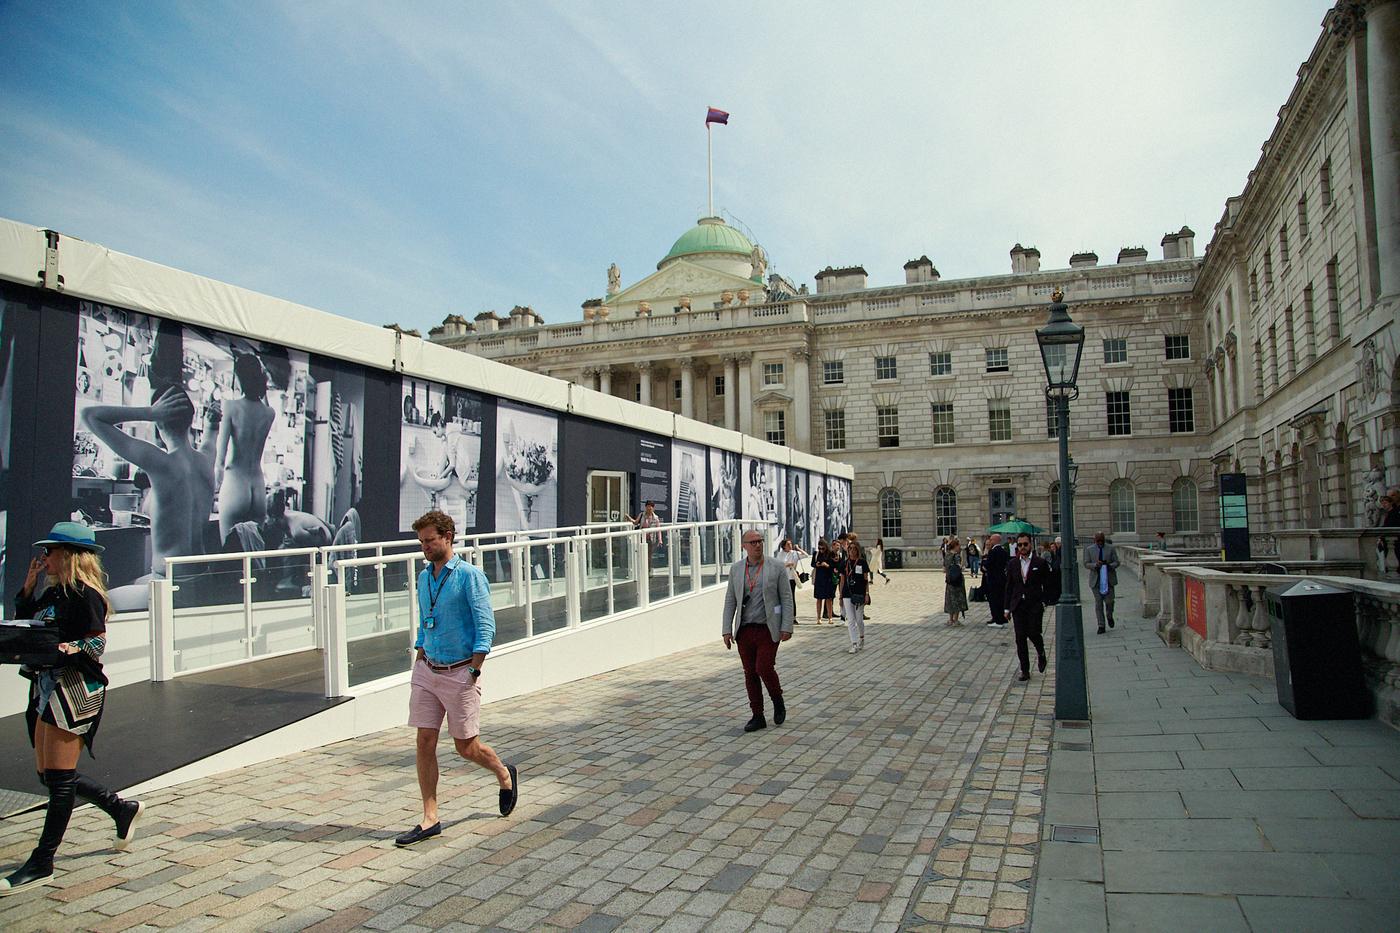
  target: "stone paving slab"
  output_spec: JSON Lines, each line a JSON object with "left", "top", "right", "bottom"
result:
{"left": 0, "top": 572, "right": 1057, "bottom": 932}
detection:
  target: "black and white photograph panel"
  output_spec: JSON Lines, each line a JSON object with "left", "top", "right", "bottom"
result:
{"left": 787, "top": 469, "right": 808, "bottom": 551}
{"left": 808, "top": 472, "right": 825, "bottom": 549}
{"left": 826, "top": 477, "right": 852, "bottom": 541}
{"left": 494, "top": 401, "right": 559, "bottom": 532}
{"left": 708, "top": 447, "right": 739, "bottom": 522}
{"left": 0, "top": 298, "right": 12, "bottom": 592}
{"left": 772, "top": 465, "right": 788, "bottom": 547}
{"left": 742, "top": 457, "right": 781, "bottom": 527}
{"left": 304, "top": 359, "right": 366, "bottom": 555}
{"left": 671, "top": 441, "right": 707, "bottom": 524}
{"left": 71, "top": 303, "right": 312, "bottom": 611}
{"left": 399, "top": 378, "right": 484, "bottom": 534}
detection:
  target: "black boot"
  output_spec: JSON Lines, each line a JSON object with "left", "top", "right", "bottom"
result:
{"left": 76, "top": 776, "right": 144, "bottom": 851}
{"left": 0, "top": 768, "right": 76, "bottom": 896}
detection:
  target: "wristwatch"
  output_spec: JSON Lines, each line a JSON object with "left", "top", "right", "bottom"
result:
{"left": 466, "top": 665, "right": 481, "bottom": 678}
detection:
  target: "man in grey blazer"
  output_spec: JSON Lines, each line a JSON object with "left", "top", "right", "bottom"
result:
{"left": 722, "top": 529, "right": 796, "bottom": 732}
{"left": 1083, "top": 531, "right": 1120, "bottom": 634}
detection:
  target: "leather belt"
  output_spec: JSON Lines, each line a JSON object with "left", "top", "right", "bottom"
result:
{"left": 425, "top": 658, "right": 473, "bottom": 672}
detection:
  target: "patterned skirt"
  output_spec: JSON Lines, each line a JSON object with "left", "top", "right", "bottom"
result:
{"left": 26, "top": 662, "right": 106, "bottom": 749}
{"left": 945, "top": 582, "right": 969, "bottom": 615}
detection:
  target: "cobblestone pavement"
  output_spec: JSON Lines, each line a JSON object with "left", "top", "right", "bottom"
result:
{"left": 0, "top": 571, "right": 1058, "bottom": 932}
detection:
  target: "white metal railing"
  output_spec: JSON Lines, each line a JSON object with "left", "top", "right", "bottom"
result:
{"left": 149, "top": 519, "right": 761, "bottom": 696}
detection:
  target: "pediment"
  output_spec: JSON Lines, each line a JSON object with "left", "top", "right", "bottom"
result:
{"left": 612, "top": 259, "right": 757, "bottom": 305}
{"left": 754, "top": 388, "right": 793, "bottom": 406}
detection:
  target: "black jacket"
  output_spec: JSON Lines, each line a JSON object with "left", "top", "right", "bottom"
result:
{"left": 982, "top": 544, "right": 1010, "bottom": 584}
{"left": 1005, "top": 554, "right": 1055, "bottom": 613}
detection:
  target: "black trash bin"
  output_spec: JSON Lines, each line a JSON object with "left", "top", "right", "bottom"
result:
{"left": 1267, "top": 581, "right": 1370, "bottom": 719}
{"left": 884, "top": 548, "right": 903, "bottom": 570}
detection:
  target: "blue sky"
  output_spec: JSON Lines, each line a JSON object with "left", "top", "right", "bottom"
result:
{"left": 1, "top": 1, "right": 1334, "bottom": 333}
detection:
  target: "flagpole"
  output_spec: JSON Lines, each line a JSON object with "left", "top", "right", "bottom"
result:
{"left": 707, "top": 122, "right": 713, "bottom": 217}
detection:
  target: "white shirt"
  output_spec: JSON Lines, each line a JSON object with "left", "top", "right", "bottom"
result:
{"left": 1020, "top": 556, "right": 1031, "bottom": 580}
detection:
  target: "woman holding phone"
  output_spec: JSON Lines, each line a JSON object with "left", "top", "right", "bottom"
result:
{"left": 1, "top": 522, "right": 143, "bottom": 896}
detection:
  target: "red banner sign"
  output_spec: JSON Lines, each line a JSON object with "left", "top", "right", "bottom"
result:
{"left": 1185, "top": 578, "right": 1207, "bottom": 638}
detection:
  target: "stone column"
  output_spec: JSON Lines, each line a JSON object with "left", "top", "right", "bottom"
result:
{"left": 680, "top": 360, "right": 695, "bottom": 420}
{"left": 598, "top": 365, "right": 612, "bottom": 396}
{"left": 1204, "top": 359, "right": 1219, "bottom": 427}
{"left": 736, "top": 352, "right": 753, "bottom": 436}
{"left": 582, "top": 366, "right": 599, "bottom": 391}
{"left": 694, "top": 364, "right": 710, "bottom": 423}
{"left": 723, "top": 354, "right": 739, "bottom": 431}
{"left": 792, "top": 346, "right": 812, "bottom": 451}
{"left": 1368, "top": 0, "right": 1400, "bottom": 296}
{"left": 636, "top": 361, "right": 652, "bottom": 407}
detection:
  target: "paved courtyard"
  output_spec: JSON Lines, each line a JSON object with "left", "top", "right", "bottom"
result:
{"left": 0, "top": 566, "right": 1395, "bottom": 932}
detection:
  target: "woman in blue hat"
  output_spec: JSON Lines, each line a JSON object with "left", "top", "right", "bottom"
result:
{"left": 0, "top": 522, "right": 144, "bottom": 896}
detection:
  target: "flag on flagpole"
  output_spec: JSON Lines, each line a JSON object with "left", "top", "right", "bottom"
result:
{"left": 705, "top": 107, "right": 729, "bottom": 126}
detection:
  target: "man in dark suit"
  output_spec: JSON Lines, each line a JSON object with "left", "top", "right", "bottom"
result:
{"left": 981, "top": 533, "right": 1010, "bottom": 628}
{"left": 1083, "top": 531, "right": 1120, "bottom": 634}
{"left": 1004, "top": 532, "right": 1052, "bottom": 682}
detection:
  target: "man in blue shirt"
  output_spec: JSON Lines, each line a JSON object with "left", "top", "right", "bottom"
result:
{"left": 395, "top": 511, "right": 518, "bottom": 848}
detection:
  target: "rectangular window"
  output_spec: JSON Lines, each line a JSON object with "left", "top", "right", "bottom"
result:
{"left": 877, "top": 406, "right": 900, "bottom": 447}
{"left": 1165, "top": 334, "right": 1190, "bottom": 360}
{"left": 1250, "top": 270, "right": 1259, "bottom": 303}
{"left": 824, "top": 409, "right": 846, "bottom": 451}
{"left": 931, "top": 403, "right": 954, "bottom": 445}
{"left": 875, "top": 355, "right": 898, "bottom": 380}
{"left": 985, "top": 347, "right": 1009, "bottom": 373}
{"left": 822, "top": 360, "right": 844, "bottom": 385}
{"left": 1303, "top": 284, "right": 1316, "bottom": 360}
{"left": 1168, "top": 387, "right": 1195, "bottom": 433}
{"left": 764, "top": 410, "right": 786, "bottom": 446}
{"left": 1103, "top": 338, "right": 1128, "bottom": 364}
{"left": 674, "top": 379, "right": 683, "bottom": 400}
{"left": 1325, "top": 257, "right": 1340, "bottom": 340}
{"left": 1046, "top": 397, "right": 1059, "bottom": 438}
{"left": 714, "top": 374, "right": 725, "bottom": 397}
{"left": 1264, "top": 249, "right": 1273, "bottom": 287}
{"left": 1320, "top": 157, "right": 1332, "bottom": 207}
{"left": 1283, "top": 307, "right": 1296, "bottom": 378}
{"left": 1107, "top": 390, "right": 1132, "bottom": 436}
{"left": 1298, "top": 195, "right": 1309, "bottom": 239}
{"left": 634, "top": 383, "right": 641, "bottom": 402}
{"left": 1279, "top": 224, "right": 1289, "bottom": 264}
{"left": 762, "top": 362, "right": 784, "bottom": 387}
{"left": 929, "top": 351, "right": 952, "bottom": 376}
{"left": 988, "top": 401, "right": 1012, "bottom": 442}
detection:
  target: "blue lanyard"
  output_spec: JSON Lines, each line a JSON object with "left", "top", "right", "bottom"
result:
{"left": 424, "top": 566, "right": 454, "bottom": 624}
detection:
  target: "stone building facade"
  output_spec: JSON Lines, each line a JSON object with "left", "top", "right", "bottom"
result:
{"left": 427, "top": 1, "right": 1399, "bottom": 554}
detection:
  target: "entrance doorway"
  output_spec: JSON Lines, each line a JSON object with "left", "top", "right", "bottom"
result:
{"left": 586, "top": 471, "right": 632, "bottom": 587}
{"left": 989, "top": 488, "right": 1017, "bottom": 526}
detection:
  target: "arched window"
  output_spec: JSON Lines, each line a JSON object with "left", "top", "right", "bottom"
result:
{"left": 1172, "top": 478, "right": 1199, "bottom": 533}
{"left": 1109, "top": 479, "right": 1136, "bottom": 533}
{"left": 935, "top": 486, "right": 958, "bottom": 537}
{"left": 1049, "top": 482, "right": 1061, "bottom": 534}
{"left": 880, "top": 488, "right": 902, "bottom": 539}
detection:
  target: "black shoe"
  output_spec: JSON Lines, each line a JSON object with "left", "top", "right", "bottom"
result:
{"left": 0, "top": 858, "right": 54, "bottom": 896}
{"left": 499, "top": 764, "right": 518, "bottom": 817}
{"left": 744, "top": 716, "right": 767, "bottom": 732}
{"left": 773, "top": 698, "right": 786, "bottom": 726}
{"left": 1038, "top": 654, "right": 1047, "bottom": 673}
{"left": 1017, "top": 671, "right": 1030, "bottom": 682}
{"left": 394, "top": 822, "right": 441, "bottom": 847}
{"left": 1108, "top": 618, "right": 1115, "bottom": 629}
{"left": 1097, "top": 626, "right": 1106, "bottom": 634}
{"left": 76, "top": 776, "right": 143, "bottom": 851}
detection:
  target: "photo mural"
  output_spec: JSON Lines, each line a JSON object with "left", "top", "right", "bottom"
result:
{"left": 708, "top": 448, "right": 739, "bottom": 522}
{"left": 808, "top": 472, "right": 825, "bottom": 548}
{"left": 787, "top": 469, "right": 808, "bottom": 551}
{"left": 0, "top": 299, "right": 12, "bottom": 590}
{"left": 671, "top": 441, "right": 707, "bottom": 524}
{"left": 826, "top": 476, "right": 852, "bottom": 541}
{"left": 494, "top": 401, "right": 559, "bottom": 532}
{"left": 398, "top": 377, "right": 484, "bottom": 533}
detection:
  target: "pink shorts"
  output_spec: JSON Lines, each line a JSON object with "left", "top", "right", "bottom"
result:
{"left": 408, "top": 658, "right": 482, "bottom": 740}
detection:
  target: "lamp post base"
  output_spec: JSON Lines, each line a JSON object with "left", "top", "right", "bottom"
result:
{"left": 1054, "top": 600, "right": 1090, "bottom": 721}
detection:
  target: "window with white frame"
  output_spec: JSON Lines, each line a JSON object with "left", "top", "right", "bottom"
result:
{"left": 988, "top": 401, "right": 1012, "bottom": 441}
{"left": 1168, "top": 387, "right": 1195, "bottom": 433}
{"left": 1172, "top": 477, "right": 1199, "bottom": 532}
{"left": 762, "top": 362, "right": 784, "bottom": 387}
{"left": 764, "top": 409, "right": 786, "bottom": 446}
{"left": 1046, "top": 397, "right": 1059, "bottom": 438}
{"left": 935, "top": 486, "right": 958, "bottom": 537}
{"left": 822, "top": 360, "right": 844, "bottom": 385}
{"left": 875, "top": 355, "right": 898, "bottom": 380}
{"left": 1165, "top": 334, "right": 1190, "bottom": 360}
{"left": 877, "top": 406, "right": 900, "bottom": 447}
{"left": 929, "top": 351, "right": 952, "bottom": 376}
{"left": 880, "top": 489, "right": 902, "bottom": 539}
{"left": 824, "top": 409, "right": 846, "bottom": 450}
{"left": 1107, "top": 391, "right": 1132, "bottom": 436}
{"left": 931, "top": 403, "right": 955, "bottom": 445}
{"left": 714, "top": 374, "right": 725, "bottom": 396}
{"left": 985, "top": 347, "right": 1009, "bottom": 373}
{"left": 1109, "top": 479, "right": 1136, "bottom": 533}
{"left": 1103, "top": 338, "right": 1128, "bottom": 364}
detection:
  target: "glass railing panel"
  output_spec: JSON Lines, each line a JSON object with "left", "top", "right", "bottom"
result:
{"left": 529, "top": 542, "right": 568, "bottom": 635}
{"left": 718, "top": 526, "right": 736, "bottom": 579}
{"left": 170, "top": 561, "right": 250, "bottom": 673}
{"left": 610, "top": 536, "right": 639, "bottom": 615}
{"left": 248, "top": 554, "right": 316, "bottom": 660}
{"left": 348, "top": 558, "right": 415, "bottom": 688}
{"left": 481, "top": 547, "right": 525, "bottom": 647}
{"left": 671, "top": 529, "right": 693, "bottom": 596}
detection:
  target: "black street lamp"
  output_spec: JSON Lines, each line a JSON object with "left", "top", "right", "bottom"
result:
{"left": 1037, "top": 287, "right": 1088, "bottom": 721}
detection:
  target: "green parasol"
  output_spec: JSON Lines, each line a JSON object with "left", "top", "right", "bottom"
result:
{"left": 987, "top": 518, "right": 1046, "bottom": 536}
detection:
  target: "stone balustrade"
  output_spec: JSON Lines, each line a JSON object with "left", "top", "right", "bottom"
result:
{"left": 1151, "top": 564, "right": 1400, "bottom": 728}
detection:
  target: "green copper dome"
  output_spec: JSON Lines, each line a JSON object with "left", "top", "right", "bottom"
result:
{"left": 660, "top": 217, "right": 754, "bottom": 267}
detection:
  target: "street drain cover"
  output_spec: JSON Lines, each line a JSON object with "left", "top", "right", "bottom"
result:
{"left": 1056, "top": 742, "right": 1092, "bottom": 751}
{"left": 1051, "top": 824, "right": 1100, "bottom": 844}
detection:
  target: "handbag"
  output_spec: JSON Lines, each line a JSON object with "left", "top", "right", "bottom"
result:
{"left": 0, "top": 623, "right": 65, "bottom": 667}
{"left": 946, "top": 560, "right": 964, "bottom": 585}
{"left": 798, "top": 571, "right": 810, "bottom": 584}
{"left": 970, "top": 584, "right": 987, "bottom": 602}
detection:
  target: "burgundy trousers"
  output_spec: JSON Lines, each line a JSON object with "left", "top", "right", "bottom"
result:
{"left": 736, "top": 624, "right": 783, "bottom": 716}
